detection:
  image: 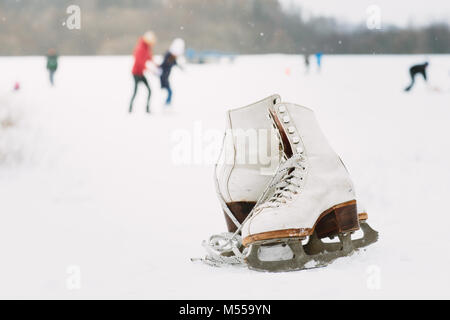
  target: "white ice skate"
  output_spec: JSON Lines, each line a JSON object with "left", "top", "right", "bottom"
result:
{"left": 242, "top": 102, "right": 378, "bottom": 272}
{"left": 196, "top": 96, "right": 377, "bottom": 271}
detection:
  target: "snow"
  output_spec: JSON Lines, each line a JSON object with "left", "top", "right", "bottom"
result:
{"left": 0, "top": 54, "right": 449, "bottom": 299}
{"left": 257, "top": 244, "right": 294, "bottom": 262}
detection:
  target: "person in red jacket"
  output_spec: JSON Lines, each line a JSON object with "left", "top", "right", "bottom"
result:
{"left": 129, "top": 31, "right": 157, "bottom": 113}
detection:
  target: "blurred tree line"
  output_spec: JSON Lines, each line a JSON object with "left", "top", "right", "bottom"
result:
{"left": 0, "top": 0, "right": 449, "bottom": 55}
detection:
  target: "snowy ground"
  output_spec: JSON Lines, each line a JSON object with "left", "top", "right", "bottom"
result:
{"left": 0, "top": 54, "right": 449, "bottom": 299}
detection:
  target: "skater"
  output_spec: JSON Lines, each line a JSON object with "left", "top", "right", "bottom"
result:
{"left": 13, "top": 82, "right": 20, "bottom": 92}
{"left": 159, "top": 38, "right": 185, "bottom": 106}
{"left": 129, "top": 31, "right": 156, "bottom": 113}
{"left": 303, "top": 54, "right": 310, "bottom": 73}
{"left": 46, "top": 49, "right": 58, "bottom": 86}
{"left": 404, "top": 62, "right": 429, "bottom": 92}
{"left": 315, "top": 52, "right": 323, "bottom": 72}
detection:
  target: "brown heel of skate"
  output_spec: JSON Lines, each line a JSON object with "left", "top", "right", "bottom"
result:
{"left": 245, "top": 200, "right": 378, "bottom": 272}
{"left": 315, "top": 200, "right": 359, "bottom": 239}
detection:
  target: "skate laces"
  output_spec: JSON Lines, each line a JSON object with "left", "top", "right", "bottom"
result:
{"left": 193, "top": 148, "right": 249, "bottom": 267}
{"left": 194, "top": 153, "right": 306, "bottom": 267}
{"left": 259, "top": 153, "right": 306, "bottom": 209}
{"left": 192, "top": 232, "right": 248, "bottom": 267}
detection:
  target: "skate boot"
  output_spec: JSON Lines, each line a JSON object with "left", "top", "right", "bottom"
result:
{"left": 241, "top": 102, "right": 378, "bottom": 272}
{"left": 213, "top": 95, "right": 369, "bottom": 235}
{"left": 195, "top": 96, "right": 376, "bottom": 269}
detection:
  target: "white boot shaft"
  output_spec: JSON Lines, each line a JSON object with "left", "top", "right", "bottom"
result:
{"left": 215, "top": 95, "right": 283, "bottom": 231}
{"left": 216, "top": 95, "right": 282, "bottom": 203}
{"left": 242, "top": 103, "right": 356, "bottom": 240}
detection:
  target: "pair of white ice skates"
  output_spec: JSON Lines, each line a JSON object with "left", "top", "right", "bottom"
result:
{"left": 199, "top": 95, "right": 378, "bottom": 272}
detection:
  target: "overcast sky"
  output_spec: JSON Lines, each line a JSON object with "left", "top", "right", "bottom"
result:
{"left": 280, "top": 0, "right": 450, "bottom": 26}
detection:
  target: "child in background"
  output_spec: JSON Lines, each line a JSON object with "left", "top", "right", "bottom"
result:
{"left": 160, "top": 38, "right": 185, "bottom": 106}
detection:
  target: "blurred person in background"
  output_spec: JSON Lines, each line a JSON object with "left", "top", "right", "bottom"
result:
{"left": 13, "top": 82, "right": 20, "bottom": 92}
{"left": 315, "top": 52, "right": 323, "bottom": 72}
{"left": 303, "top": 53, "right": 310, "bottom": 73}
{"left": 159, "top": 38, "right": 185, "bottom": 106}
{"left": 129, "top": 31, "right": 156, "bottom": 113}
{"left": 404, "top": 62, "right": 429, "bottom": 92}
{"left": 46, "top": 49, "right": 58, "bottom": 86}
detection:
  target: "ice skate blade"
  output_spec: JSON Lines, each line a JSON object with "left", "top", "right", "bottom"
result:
{"left": 245, "top": 221, "right": 378, "bottom": 272}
